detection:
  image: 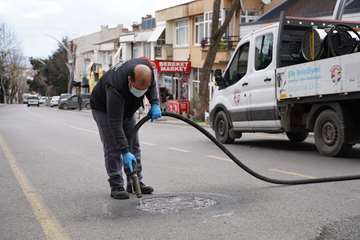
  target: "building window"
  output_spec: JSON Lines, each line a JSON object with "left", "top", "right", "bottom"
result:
{"left": 155, "top": 46, "right": 162, "bottom": 58}
{"left": 240, "top": 10, "right": 260, "bottom": 24}
{"left": 175, "top": 20, "right": 188, "bottom": 47}
{"left": 204, "top": 12, "right": 213, "bottom": 41}
{"left": 194, "top": 11, "right": 224, "bottom": 45}
{"left": 192, "top": 68, "right": 200, "bottom": 97}
{"left": 195, "top": 15, "right": 205, "bottom": 45}
{"left": 144, "top": 43, "right": 151, "bottom": 58}
{"left": 133, "top": 44, "right": 140, "bottom": 58}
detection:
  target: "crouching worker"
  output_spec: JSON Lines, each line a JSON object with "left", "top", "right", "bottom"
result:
{"left": 90, "top": 58, "right": 162, "bottom": 199}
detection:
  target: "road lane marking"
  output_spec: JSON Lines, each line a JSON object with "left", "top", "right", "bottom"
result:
{"left": 64, "top": 124, "right": 97, "bottom": 134}
{"left": 168, "top": 147, "right": 190, "bottom": 153}
{"left": 269, "top": 168, "right": 316, "bottom": 179}
{"left": 207, "top": 155, "right": 232, "bottom": 163}
{"left": 142, "top": 141, "right": 156, "bottom": 146}
{"left": 212, "top": 212, "right": 234, "bottom": 218}
{"left": 0, "top": 134, "right": 71, "bottom": 240}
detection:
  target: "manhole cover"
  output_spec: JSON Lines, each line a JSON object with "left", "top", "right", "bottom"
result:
{"left": 137, "top": 195, "right": 217, "bottom": 214}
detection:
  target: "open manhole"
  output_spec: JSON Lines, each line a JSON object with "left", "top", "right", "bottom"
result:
{"left": 137, "top": 195, "right": 217, "bottom": 214}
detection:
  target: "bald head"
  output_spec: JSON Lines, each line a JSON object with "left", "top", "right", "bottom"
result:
{"left": 128, "top": 64, "right": 152, "bottom": 90}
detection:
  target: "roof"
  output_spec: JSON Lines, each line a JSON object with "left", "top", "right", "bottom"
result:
{"left": 257, "top": 0, "right": 360, "bottom": 23}
{"left": 148, "top": 22, "right": 166, "bottom": 42}
{"left": 155, "top": 0, "right": 195, "bottom": 13}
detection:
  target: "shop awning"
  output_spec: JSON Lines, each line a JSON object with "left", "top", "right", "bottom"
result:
{"left": 148, "top": 23, "right": 166, "bottom": 42}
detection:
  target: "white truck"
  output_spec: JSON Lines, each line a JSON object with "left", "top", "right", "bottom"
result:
{"left": 210, "top": 16, "right": 360, "bottom": 157}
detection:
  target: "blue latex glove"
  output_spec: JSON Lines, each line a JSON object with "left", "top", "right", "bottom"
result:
{"left": 122, "top": 152, "right": 137, "bottom": 173}
{"left": 148, "top": 103, "right": 162, "bottom": 121}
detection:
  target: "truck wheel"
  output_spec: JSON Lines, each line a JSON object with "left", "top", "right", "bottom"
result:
{"left": 85, "top": 103, "right": 90, "bottom": 110}
{"left": 286, "top": 131, "right": 309, "bottom": 143}
{"left": 314, "top": 110, "right": 352, "bottom": 157}
{"left": 214, "top": 111, "right": 235, "bottom": 144}
{"left": 62, "top": 104, "right": 68, "bottom": 110}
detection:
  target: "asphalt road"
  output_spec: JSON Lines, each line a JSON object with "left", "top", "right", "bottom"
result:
{"left": 1, "top": 104, "right": 360, "bottom": 240}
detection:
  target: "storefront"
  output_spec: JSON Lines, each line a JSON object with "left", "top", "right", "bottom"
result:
{"left": 154, "top": 60, "right": 191, "bottom": 104}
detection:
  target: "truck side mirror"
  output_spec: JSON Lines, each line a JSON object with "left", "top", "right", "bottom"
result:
{"left": 214, "top": 69, "right": 223, "bottom": 86}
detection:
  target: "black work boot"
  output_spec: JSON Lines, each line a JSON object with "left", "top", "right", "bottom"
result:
{"left": 127, "top": 182, "right": 154, "bottom": 194}
{"left": 110, "top": 186, "right": 130, "bottom": 200}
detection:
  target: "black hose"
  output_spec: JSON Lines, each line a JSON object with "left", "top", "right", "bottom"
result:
{"left": 134, "top": 112, "right": 360, "bottom": 185}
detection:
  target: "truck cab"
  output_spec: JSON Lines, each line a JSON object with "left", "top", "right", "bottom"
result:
{"left": 210, "top": 23, "right": 281, "bottom": 142}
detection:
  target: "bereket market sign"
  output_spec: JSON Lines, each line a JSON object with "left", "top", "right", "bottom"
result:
{"left": 154, "top": 60, "right": 191, "bottom": 74}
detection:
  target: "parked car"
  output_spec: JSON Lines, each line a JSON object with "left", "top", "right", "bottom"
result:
{"left": 81, "top": 93, "right": 91, "bottom": 109}
{"left": 27, "top": 95, "right": 40, "bottom": 107}
{"left": 50, "top": 96, "right": 60, "bottom": 107}
{"left": 39, "top": 96, "right": 48, "bottom": 104}
{"left": 59, "top": 95, "right": 91, "bottom": 110}
{"left": 58, "top": 93, "right": 72, "bottom": 106}
{"left": 22, "top": 93, "right": 31, "bottom": 104}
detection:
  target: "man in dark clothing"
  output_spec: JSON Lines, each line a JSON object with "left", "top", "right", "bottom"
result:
{"left": 90, "top": 58, "right": 162, "bottom": 200}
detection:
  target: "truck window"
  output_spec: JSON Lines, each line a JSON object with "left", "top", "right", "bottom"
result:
{"left": 225, "top": 42, "right": 250, "bottom": 86}
{"left": 255, "top": 33, "right": 273, "bottom": 71}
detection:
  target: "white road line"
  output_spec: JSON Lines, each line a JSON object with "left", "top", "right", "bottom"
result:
{"left": 168, "top": 147, "right": 190, "bottom": 153}
{"left": 64, "top": 124, "right": 97, "bottom": 134}
{"left": 269, "top": 168, "right": 316, "bottom": 179}
{"left": 142, "top": 141, "right": 156, "bottom": 146}
{"left": 0, "top": 134, "right": 71, "bottom": 240}
{"left": 207, "top": 155, "right": 232, "bottom": 163}
{"left": 212, "top": 212, "right": 234, "bottom": 218}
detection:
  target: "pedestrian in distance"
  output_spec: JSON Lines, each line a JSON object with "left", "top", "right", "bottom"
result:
{"left": 90, "top": 58, "right": 162, "bottom": 200}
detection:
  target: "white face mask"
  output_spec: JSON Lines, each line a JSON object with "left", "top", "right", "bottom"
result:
{"left": 130, "top": 87, "right": 148, "bottom": 98}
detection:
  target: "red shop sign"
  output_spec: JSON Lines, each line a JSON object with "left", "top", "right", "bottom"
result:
{"left": 154, "top": 60, "right": 191, "bottom": 73}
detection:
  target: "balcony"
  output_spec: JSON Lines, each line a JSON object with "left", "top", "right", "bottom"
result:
{"left": 200, "top": 36, "right": 240, "bottom": 63}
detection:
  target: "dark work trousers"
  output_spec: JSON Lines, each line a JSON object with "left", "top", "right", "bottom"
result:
{"left": 92, "top": 110, "right": 143, "bottom": 187}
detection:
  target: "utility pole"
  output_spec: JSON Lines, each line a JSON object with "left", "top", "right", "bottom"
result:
{"left": 45, "top": 34, "right": 75, "bottom": 93}
{"left": 333, "top": 0, "right": 347, "bottom": 20}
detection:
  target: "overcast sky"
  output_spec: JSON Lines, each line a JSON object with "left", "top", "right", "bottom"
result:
{"left": 0, "top": 0, "right": 191, "bottom": 58}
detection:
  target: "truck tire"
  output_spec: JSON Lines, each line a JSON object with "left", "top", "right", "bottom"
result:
{"left": 286, "top": 131, "right": 309, "bottom": 143}
{"left": 62, "top": 104, "right": 68, "bottom": 110}
{"left": 214, "top": 111, "right": 235, "bottom": 144}
{"left": 314, "top": 110, "right": 352, "bottom": 157}
{"left": 85, "top": 103, "right": 90, "bottom": 110}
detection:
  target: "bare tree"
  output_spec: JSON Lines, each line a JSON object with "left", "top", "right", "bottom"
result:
{"left": 196, "top": 0, "right": 241, "bottom": 120}
{"left": 0, "top": 22, "right": 18, "bottom": 103}
{"left": 0, "top": 22, "right": 27, "bottom": 104}
{"left": 6, "top": 49, "right": 27, "bottom": 103}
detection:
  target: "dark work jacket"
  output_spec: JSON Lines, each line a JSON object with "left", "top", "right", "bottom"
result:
{"left": 90, "top": 58, "right": 159, "bottom": 154}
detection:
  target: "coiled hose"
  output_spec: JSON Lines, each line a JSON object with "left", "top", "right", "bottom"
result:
{"left": 134, "top": 112, "right": 360, "bottom": 185}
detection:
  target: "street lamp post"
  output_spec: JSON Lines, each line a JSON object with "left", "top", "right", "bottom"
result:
{"left": 45, "top": 34, "right": 75, "bottom": 94}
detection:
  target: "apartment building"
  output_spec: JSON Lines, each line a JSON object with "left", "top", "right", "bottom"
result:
{"left": 113, "top": 15, "right": 170, "bottom": 65}
{"left": 72, "top": 25, "right": 129, "bottom": 92}
{"left": 154, "top": 0, "right": 279, "bottom": 104}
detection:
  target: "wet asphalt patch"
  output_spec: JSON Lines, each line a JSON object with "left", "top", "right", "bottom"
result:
{"left": 313, "top": 215, "right": 360, "bottom": 240}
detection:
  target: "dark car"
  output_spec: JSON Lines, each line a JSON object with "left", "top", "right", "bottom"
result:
{"left": 59, "top": 95, "right": 91, "bottom": 110}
